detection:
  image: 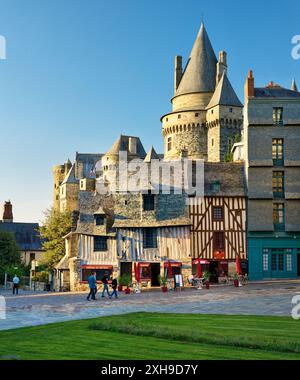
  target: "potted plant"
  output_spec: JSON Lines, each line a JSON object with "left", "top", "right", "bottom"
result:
{"left": 117, "top": 275, "right": 124, "bottom": 292}
{"left": 159, "top": 275, "right": 168, "bottom": 293}
{"left": 203, "top": 271, "right": 210, "bottom": 289}
{"left": 232, "top": 272, "right": 239, "bottom": 287}
{"left": 121, "top": 274, "right": 131, "bottom": 294}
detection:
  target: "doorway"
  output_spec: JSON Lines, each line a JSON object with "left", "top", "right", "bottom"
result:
{"left": 209, "top": 261, "right": 219, "bottom": 283}
{"left": 297, "top": 254, "right": 300, "bottom": 277}
{"left": 120, "top": 262, "right": 132, "bottom": 280}
{"left": 150, "top": 263, "right": 160, "bottom": 287}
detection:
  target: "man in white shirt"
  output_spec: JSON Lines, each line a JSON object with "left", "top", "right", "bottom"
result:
{"left": 12, "top": 275, "right": 20, "bottom": 295}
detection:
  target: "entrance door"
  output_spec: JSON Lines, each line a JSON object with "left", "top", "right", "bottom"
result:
{"left": 297, "top": 254, "right": 300, "bottom": 277}
{"left": 271, "top": 249, "right": 284, "bottom": 277}
{"left": 150, "top": 263, "right": 160, "bottom": 287}
{"left": 120, "top": 262, "right": 132, "bottom": 280}
{"left": 209, "top": 261, "right": 219, "bottom": 283}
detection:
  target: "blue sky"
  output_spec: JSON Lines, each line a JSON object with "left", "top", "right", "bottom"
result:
{"left": 0, "top": 0, "right": 299, "bottom": 222}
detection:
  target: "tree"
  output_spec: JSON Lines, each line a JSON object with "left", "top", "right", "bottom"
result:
{"left": 0, "top": 231, "right": 21, "bottom": 275}
{"left": 39, "top": 208, "right": 72, "bottom": 269}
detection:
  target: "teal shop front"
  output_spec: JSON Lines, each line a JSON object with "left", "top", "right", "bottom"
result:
{"left": 248, "top": 233, "right": 300, "bottom": 280}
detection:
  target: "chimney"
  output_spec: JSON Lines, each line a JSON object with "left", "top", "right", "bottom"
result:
{"left": 3, "top": 200, "right": 13, "bottom": 223}
{"left": 216, "top": 51, "right": 227, "bottom": 84}
{"left": 244, "top": 70, "right": 255, "bottom": 98}
{"left": 174, "top": 55, "right": 183, "bottom": 93}
{"left": 128, "top": 137, "right": 137, "bottom": 155}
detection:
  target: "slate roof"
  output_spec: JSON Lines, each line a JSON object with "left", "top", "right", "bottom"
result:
{"left": 175, "top": 23, "right": 217, "bottom": 97}
{"left": 113, "top": 218, "right": 191, "bottom": 228}
{"left": 254, "top": 86, "right": 300, "bottom": 98}
{"left": 62, "top": 164, "right": 79, "bottom": 185}
{"left": 0, "top": 222, "right": 43, "bottom": 251}
{"left": 105, "top": 135, "right": 146, "bottom": 158}
{"left": 291, "top": 79, "right": 298, "bottom": 92}
{"left": 204, "top": 162, "right": 246, "bottom": 197}
{"left": 144, "top": 146, "right": 159, "bottom": 162}
{"left": 75, "top": 153, "right": 103, "bottom": 179}
{"left": 206, "top": 73, "right": 243, "bottom": 109}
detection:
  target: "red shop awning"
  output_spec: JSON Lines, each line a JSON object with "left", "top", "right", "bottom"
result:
{"left": 192, "top": 259, "right": 210, "bottom": 265}
{"left": 82, "top": 265, "right": 113, "bottom": 270}
{"left": 138, "top": 262, "right": 151, "bottom": 267}
{"left": 163, "top": 261, "right": 182, "bottom": 268}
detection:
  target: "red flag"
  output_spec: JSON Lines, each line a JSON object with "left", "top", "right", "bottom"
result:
{"left": 167, "top": 261, "right": 173, "bottom": 278}
{"left": 197, "top": 261, "right": 203, "bottom": 278}
{"left": 236, "top": 255, "right": 242, "bottom": 275}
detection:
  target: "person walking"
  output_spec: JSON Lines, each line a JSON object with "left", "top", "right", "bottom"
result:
{"left": 101, "top": 271, "right": 111, "bottom": 298}
{"left": 12, "top": 274, "right": 20, "bottom": 295}
{"left": 109, "top": 277, "right": 118, "bottom": 299}
{"left": 87, "top": 271, "right": 97, "bottom": 301}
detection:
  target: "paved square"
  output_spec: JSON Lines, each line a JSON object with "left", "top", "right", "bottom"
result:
{"left": 0, "top": 281, "right": 300, "bottom": 330}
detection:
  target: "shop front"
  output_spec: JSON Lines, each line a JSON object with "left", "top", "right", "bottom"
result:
{"left": 138, "top": 262, "right": 161, "bottom": 287}
{"left": 248, "top": 233, "right": 300, "bottom": 280}
{"left": 81, "top": 264, "right": 113, "bottom": 283}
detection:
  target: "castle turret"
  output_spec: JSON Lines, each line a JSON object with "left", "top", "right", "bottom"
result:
{"left": 206, "top": 72, "right": 243, "bottom": 162}
{"left": 2, "top": 200, "right": 13, "bottom": 223}
{"left": 161, "top": 23, "right": 217, "bottom": 160}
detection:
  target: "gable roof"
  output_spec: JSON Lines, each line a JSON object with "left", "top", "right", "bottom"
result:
{"left": 206, "top": 72, "right": 243, "bottom": 109}
{"left": 0, "top": 222, "right": 43, "bottom": 251}
{"left": 175, "top": 23, "right": 217, "bottom": 97}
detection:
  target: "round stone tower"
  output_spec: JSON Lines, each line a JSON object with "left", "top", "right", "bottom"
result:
{"left": 161, "top": 23, "right": 217, "bottom": 161}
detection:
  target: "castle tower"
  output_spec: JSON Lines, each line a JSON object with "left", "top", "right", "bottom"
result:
{"left": 161, "top": 23, "right": 217, "bottom": 160}
{"left": 206, "top": 72, "right": 243, "bottom": 162}
{"left": 53, "top": 159, "right": 71, "bottom": 210}
{"left": 2, "top": 200, "right": 13, "bottom": 223}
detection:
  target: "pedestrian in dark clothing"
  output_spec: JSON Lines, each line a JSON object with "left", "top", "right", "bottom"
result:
{"left": 109, "top": 278, "right": 118, "bottom": 299}
{"left": 101, "top": 272, "right": 110, "bottom": 298}
{"left": 87, "top": 272, "right": 97, "bottom": 301}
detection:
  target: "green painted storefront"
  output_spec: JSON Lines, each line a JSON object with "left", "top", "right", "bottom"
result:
{"left": 248, "top": 232, "right": 300, "bottom": 280}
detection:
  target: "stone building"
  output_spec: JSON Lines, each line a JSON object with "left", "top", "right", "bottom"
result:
{"left": 0, "top": 201, "right": 44, "bottom": 265}
{"left": 244, "top": 71, "right": 300, "bottom": 280}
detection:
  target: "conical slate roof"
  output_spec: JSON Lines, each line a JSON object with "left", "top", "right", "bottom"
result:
{"left": 291, "top": 78, "right": 298, "bottom": 92}
{"left": 206, "top": 72, "right": 243, "bottom": 109}
{"left": 175, "top": 23, "right": 217, "bottom": 97}
{"left": 144, "top": 146, "right": 159, "bottom": 162}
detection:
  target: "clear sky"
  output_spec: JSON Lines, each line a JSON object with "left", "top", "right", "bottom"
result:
{"left": 0, "top": 0, "right": 299, "bottom": 223}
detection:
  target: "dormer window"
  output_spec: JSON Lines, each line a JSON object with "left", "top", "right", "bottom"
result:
{"left": 212, "top": 181, "right": 221, "bottom": 192}
{"left": 143, "top": 192, "right": 155, "bottom": 211}
{"left": 95, "top": 214, "right": 105, "bottom": 226}
{"left": 273, "top": 107, "right": 283, "bottom": 127}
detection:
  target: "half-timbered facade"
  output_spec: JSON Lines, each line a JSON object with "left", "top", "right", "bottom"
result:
{"left": 189, "top": 163, "right": 247, "bottom": 281}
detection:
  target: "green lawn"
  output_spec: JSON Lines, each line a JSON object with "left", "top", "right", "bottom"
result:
{"left": 0, "top": 313, "right": 299, "bottom": 360}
